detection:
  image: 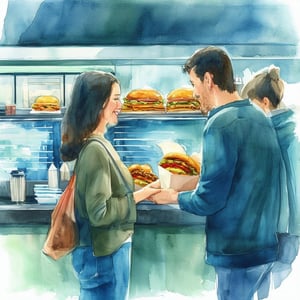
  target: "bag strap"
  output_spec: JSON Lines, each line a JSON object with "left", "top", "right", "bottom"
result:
{"left": 87, "top": 137, "right": 134, "bottom": 222}
{"left": 74, "top": 138, "right": 134, "bottom": 242}
{"left": 87, "top": 137, "right": 132, "bottom": 194}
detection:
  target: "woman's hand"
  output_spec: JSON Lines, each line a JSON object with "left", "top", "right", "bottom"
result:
{"left": 133, "top": 180, "right": 161, "bottom": 203}
{"left": 146, "top": 180, "right": 161, "bottom": 189}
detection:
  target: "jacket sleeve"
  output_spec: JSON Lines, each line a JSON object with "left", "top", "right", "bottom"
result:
{"left": 178, "top": 124, "right": 237, "bottom": 216}
{"left": 78, "top": 143, "right": 132, "bottom": 227}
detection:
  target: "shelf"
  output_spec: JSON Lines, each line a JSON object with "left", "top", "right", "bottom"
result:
{"left": 0, "top": 114, "right": 63, "bottom": 121}
{"left": 0, "top": 112, "right": 206, "bottom": 121}
{"left": 118, "top": 112, "right": 207, "bottom": 120}
{"left": 0, "top": 201, "right": 205, "bottom": 226}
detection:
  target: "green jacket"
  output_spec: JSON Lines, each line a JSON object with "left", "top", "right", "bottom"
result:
{"left": 74, "top": 135, "right": 136, "bottom": 256}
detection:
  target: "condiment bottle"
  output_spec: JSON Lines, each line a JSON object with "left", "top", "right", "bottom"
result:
{"left": 60, "top": 162, "right": 70, "bottom": 181}
{"left": 48, "top": 163, "right": 58, "bottom": 188}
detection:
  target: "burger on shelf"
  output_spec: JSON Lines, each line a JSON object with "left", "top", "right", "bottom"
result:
{"left": 122, "top": 88, "right": 165, "bottom": 112}
{"left": 128, "top": 164, "right": 158, "bottom": 188}
{"left": 31, "top": 95, "right": 61, "bottom": 112}
{"left": 166, "top": 87, "right": 201, "bottom": 112}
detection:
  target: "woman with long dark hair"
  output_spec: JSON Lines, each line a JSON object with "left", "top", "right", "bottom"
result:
{"left": 61, "top": 71, "right": 159, "bottom": 300}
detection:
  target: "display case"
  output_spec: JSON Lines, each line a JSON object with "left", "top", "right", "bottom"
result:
{"left": 107, "top": 112, "right": 206, "bottom": 174}
{"left": 0, "top": 115, "right": 62, "bottom": 200}
{"left": 0, "top": 44, "right": 300, "bottom": 220}
{"left": 1, "top": 45, "right": 300, "bottom": 109}
{"left": 1, "top": 1, "right": 300, "bottom": 298}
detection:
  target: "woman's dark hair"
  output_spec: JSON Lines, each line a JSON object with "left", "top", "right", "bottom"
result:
{"left": 183, "top": 46, "right": 236, "bottom": 93}
{"left": 60, "top": 71, "right": 119, "bottom": 161}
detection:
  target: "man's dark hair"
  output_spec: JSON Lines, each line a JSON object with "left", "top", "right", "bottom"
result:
{"left": 183, "top": 46, "right": 236, "bottom": 93}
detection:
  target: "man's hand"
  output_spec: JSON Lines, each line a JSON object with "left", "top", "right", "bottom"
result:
{"left": 148, "top": 188, "right": 179, "bottom": 204}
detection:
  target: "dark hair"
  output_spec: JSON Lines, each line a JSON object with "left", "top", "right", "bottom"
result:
{"left": 183, "top": 46, "right": 236, "bottom": 92}
{"left": 245, "top": 66, "right": 284, "bottom": 108}
{"left": 60, "top": 71, "right": 120, "bottom": 161}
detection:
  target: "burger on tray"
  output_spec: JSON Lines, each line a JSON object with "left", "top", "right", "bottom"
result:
{"left": 31, "top": 95, "right": 61, "bottom": 112}
{"left": 128, "top": 164, "right": 158, "bottom": 190}
{"left": 122, "top": 88, "right": 165, "bottom": 112}
{"left": 158, "top": 152, "right": 201, "bottom": 192}
{"left": 166, "top": 87, "right": 201, "bottom": 112}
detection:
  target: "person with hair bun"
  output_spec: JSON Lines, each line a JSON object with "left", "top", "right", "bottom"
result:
{"left": 241, "top": 65, "right": 285, "bottom": 112}
{"left": 242, "top": 65, "right": 300, "bottom": 299}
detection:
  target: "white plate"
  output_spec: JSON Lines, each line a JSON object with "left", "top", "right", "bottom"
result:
{"left": 34, "top": 184, "right": 62, "bottom": 193}
{"left": 30, "top": 110, "right": 62, "bottom": 114}
{"left": 34, "top": 184, "right": 49, "bottom": 188}
{"left": 34, "top": 189, "right": 62, "bottom": 194}
{"left": 35, "top": 197, "right": 58, "bottom": 204}
{"left": 35, "top": 193, "right": 61, "bottom": 198}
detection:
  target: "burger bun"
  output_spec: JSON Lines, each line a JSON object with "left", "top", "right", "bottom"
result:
{"left": 126, "top": 89, "right": 163, "bottom": 101}
{"left": 122, "top": 88, "right": 165, "bottom": 112}
{"left": 163, "top": 152, "right": 200, "bottom": 173}
{"left": 167, "top": 87, "right": 194, "bottom": 101}
{"left": 128, "top": 163, "right": 158, "bottom": 187}
{"left": 31, "top": 95, "right": 60, "bottom": 111}
{"left": 166, "top": 87, "right": 200, "bottom": 112}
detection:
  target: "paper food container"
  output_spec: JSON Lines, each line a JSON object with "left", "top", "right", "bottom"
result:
{"left": 158, "top": 166, "right": 199, "bottom": 192}
{"left": 134, "top": 184, "right": 144, "bottom": 191}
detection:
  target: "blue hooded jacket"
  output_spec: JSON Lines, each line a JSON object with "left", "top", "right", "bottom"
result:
{"left": 179, "top": 99, "right": 283, "bottom": 268}
{"left": 270, "top": 108, "right": 300, "bottom": 236}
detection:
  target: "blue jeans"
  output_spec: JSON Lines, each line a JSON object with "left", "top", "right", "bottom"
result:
{"left": 215, "top": 262, "right": 273, "bottom": 300}
{"left": 72, "top": 242, "right": 131, "bottom": 300}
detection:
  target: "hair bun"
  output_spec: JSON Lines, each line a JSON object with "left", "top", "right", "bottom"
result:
{"left": 268, "top": 66, "right": 280, "bottom": 81}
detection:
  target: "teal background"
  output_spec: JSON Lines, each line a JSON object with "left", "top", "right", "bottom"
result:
{"left": 0, "top": 224, "right": 215, "bottom": 300}
{"left": 0, "top": 1, "right": 300, "bottom": 299}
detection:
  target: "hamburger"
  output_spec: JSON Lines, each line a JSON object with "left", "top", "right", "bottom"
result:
{"left": 31, "top": 95, "right": 60, "bottom": 111}
{"left": 166, "top": 87, "right": 201, "bottom": 112}
{"left": 122, "top": 89, "right": 165, "bottom": 112}
{"left": 159, "top": 152, "right": 201, "bottom": 175}
{"left": 128, "top": 164, "right": 158, "bottom": 187}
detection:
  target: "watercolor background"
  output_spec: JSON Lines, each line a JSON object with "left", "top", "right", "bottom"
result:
{"left": 0, "top": 1, "right": 300, "bottom": 299}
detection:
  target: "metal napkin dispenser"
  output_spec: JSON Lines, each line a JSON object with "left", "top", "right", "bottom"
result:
{"left": 10, "top": 170, "right": 26, "bottom": 203}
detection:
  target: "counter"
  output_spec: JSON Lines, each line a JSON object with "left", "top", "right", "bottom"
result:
{"left": 0, "top": 111, "right": 210, "bottom": 298}
{"left": 0, "top": 200, "right": 211, "bottom": 300}
{"left": 0, "top": 112, "right": 206, "bottom": 227}
{"left": 0, "top": 222, "right": 214, "bottom": 300}
{"left": 0, "top": 198, "right": 205, "bottom": 225}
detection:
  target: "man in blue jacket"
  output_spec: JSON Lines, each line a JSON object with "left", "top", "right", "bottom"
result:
{"left": 150, "top": 46, "right": 284, "bottom": 300}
